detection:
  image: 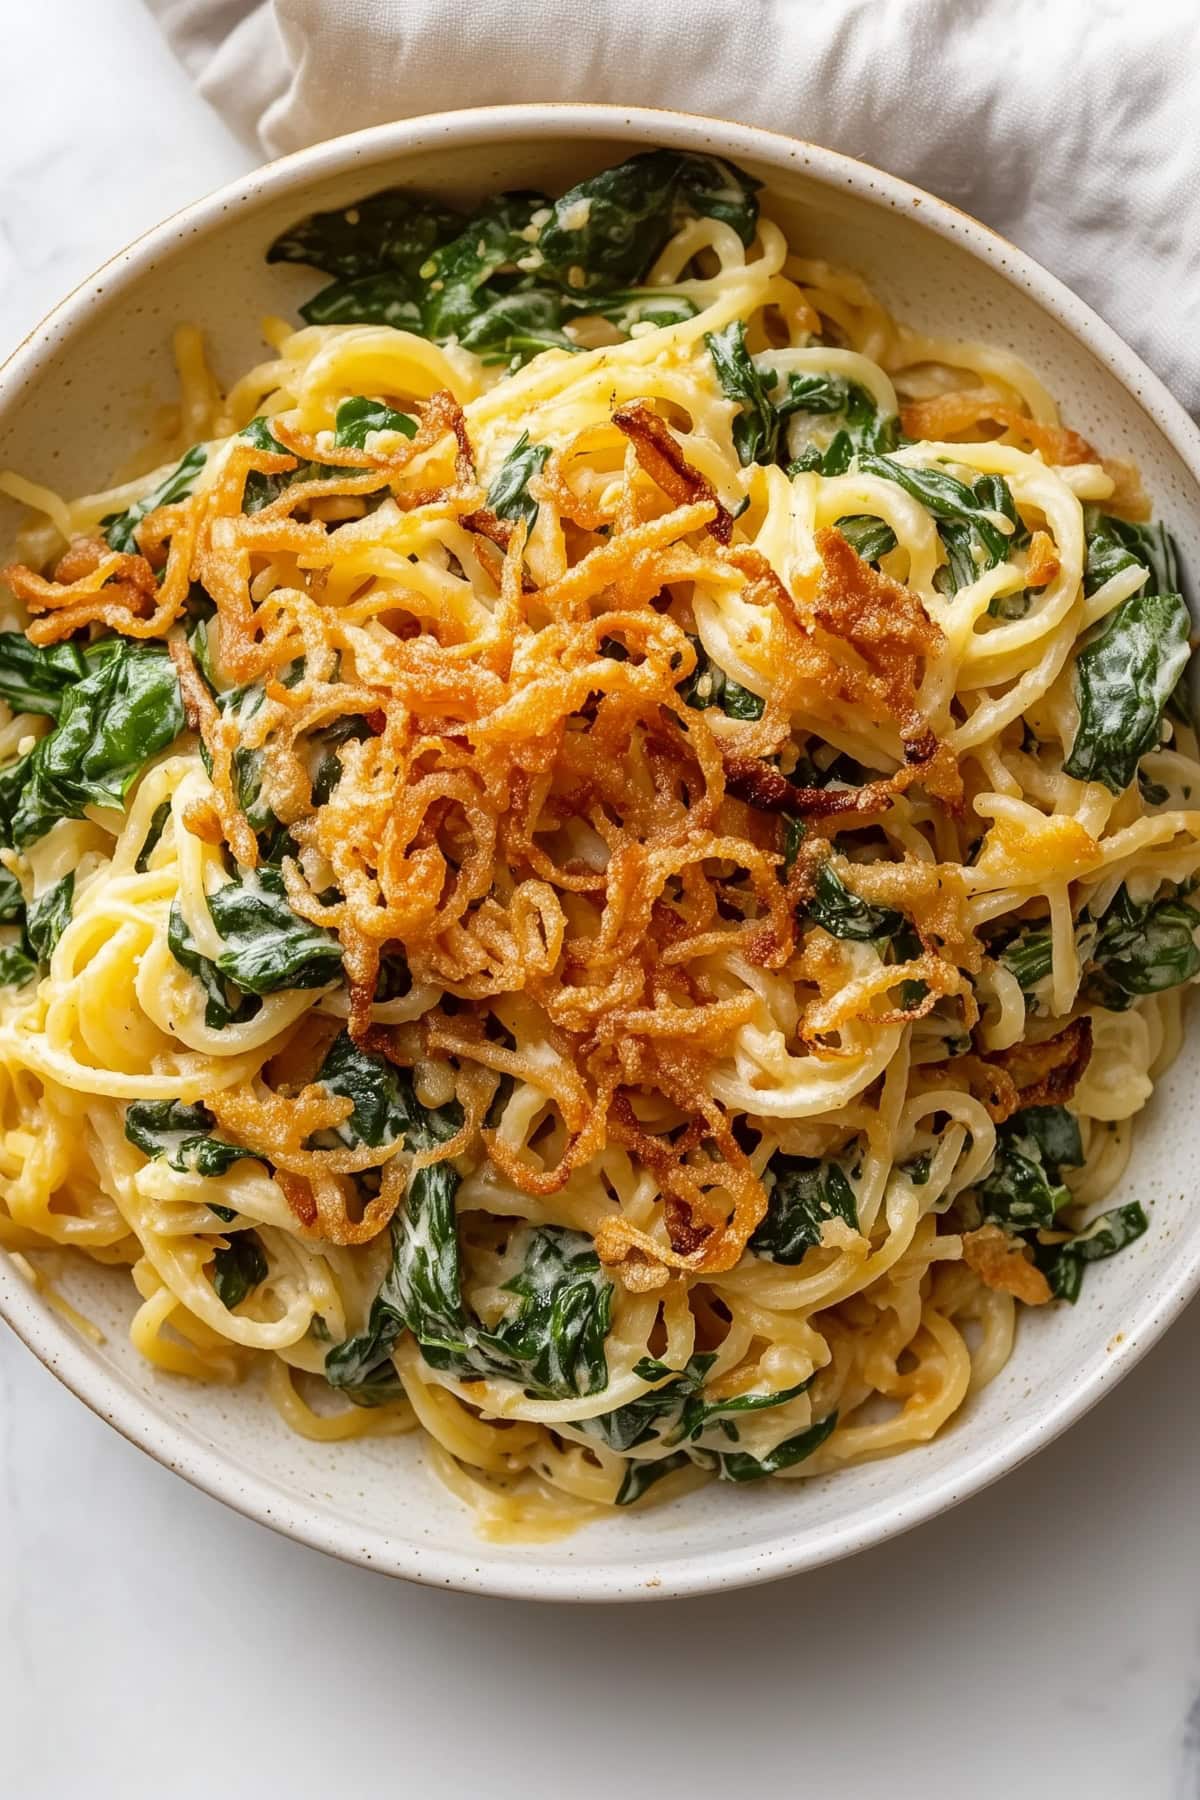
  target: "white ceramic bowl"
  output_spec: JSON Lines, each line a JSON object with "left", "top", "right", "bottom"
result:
{"left": 1, "top": 104, "right": 1197, "bottom": 1602}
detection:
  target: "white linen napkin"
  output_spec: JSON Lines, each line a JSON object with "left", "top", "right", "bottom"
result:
{"left": 147, "top": 0, "right": 1200, "bottom": 416}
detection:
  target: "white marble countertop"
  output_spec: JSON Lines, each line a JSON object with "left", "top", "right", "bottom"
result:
{"left": 2, "top": 5, "right": 1198, "bottom": 1795}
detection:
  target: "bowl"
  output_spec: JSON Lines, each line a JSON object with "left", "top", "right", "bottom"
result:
{"left": 1, "top": 103, "right": 1198, "bottom": 1602}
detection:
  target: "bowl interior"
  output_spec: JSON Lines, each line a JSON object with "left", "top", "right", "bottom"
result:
{"left": 2, "top": 109, "right": 1198, "bottom": 1600}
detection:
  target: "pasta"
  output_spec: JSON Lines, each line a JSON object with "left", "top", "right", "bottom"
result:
{"left": 0, "top": 149, "right": 1196, "bottom": 1539}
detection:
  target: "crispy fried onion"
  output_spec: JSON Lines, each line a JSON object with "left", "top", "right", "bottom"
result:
{"left": 2, "top": 391, "right": 999, "bottom": 1281}
{"left": 722, "top": 529, "right": 961, "bottom": 818}
{"left": 961, "top": 1223, "right": 1052, "bottom": 1306}
{"left": 963, "top": 1015, "right": 1093, "bottom": 1123}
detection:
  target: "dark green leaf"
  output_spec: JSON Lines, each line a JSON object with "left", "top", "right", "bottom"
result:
{"left": 4, "top": 644, "right": 183, "bottom": 850}
{"left": 267, "top": 188, "right": 461, "bottom": 282}
{"left": 134, "top": 799, "right": 172, "bottom": 873}
{"left": 805, "top": 862, "right": 901, "bottom": 941}
{"left": 124, "top": 1099, "right": 255, "bottom": 1177}
{"left": 1083, "top": 508, "right": 1178, "bottom": 598}
{"left": 1000, "top": 924, "right": 1054, "bottom": 992}
{"left": 26, "top": 873, "right": 73, "bottom": 963}
{"left": 978, "top": 1104, "right": 1084, "bottom": 1232}
{"left": 1084, "top": 884, "right": 1200, "bottom": 1009}
{"left": 485, "top": 431, "right": 551, "bottom": 531}
{"left": 750, "top": 1155, "right": 859, "bottom": 1263}
{"left": 0, "top": 944, "right": 37, "bottom": 988}
{"left": 703, "top": 1411, "right": 837, "bottom": 1482}
{"left": 206, "top": 866, "right": 342, "bottom": 995}
{"left": 1035, "top": 1201, "right": 1148, "bottom": 1303}
{"left": 835, "top": 514, "right": 897, "bottom": 563}
{"left": 534, "top": 150, "right": 759, "bottom": 290}
{"left": 101, "top": 446, "right": 206, "bottom": 554}
{"left": 0, "top": 864, "right": 23, "bottom": 924}
{"left": 333, "top": 394, "right": 417, "bottom": 447}
{"left": 0, "top": 634, "right": 87, "bottom": 720}
{"left": 858, "top": 456, "right": 1025, "bottom": 596}
{"left": 210, "top": 1234, "right": 268, "bottom": 1310}
{"left": 678, "top": 634, "right": 763, "bottom": 720}
{"left": 615, "top": 1451, "right": 694, "bottom": 1505}
{"left": 1064, "top": 591, "right": 1191, "bottom": 792}
{"left": 585, "top": 1354, "right": 716, "bottom": 1452}
{"left": 167, "top": 899, "right": 262, "bottom": 1031}
{"left": 310, "top": 1030, "right": 462, "bottom": 1152}
{"left": 300, "top": 275, "right": 423, "bottom": 331}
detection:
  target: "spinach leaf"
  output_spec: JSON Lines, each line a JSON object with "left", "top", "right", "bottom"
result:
{"left": 678, "top": 634, "right": 763, "bottom": 720}
{"left": 977, "top": 1103, "right": 1084, "bottom": 1232}
{"left": 1084, "top": 884, "right": 1200, "bottom": 1009}
{"left": 440, "top": 1226, "right": 612, "bottom": 1399}
{"left": 205, "top": 866, "right": 342, "bottom": 995}
{"left": 1083, "top": 508, "right": 1178, "bottom": 598}
{"left": 707, "top": 322, "right": 895, "bottom": 470}
{"left": 134, "top": 798, "right": 171, "bottom": 873}
{"left": 420, "top": 192, "right": 550, "bottom": 340}
{"left": 238, "top": 416, "right": 336, "bottom": 513}
{"left": 750, "top": 1155, "right": 859, "bottom": 1263}
{"left": 835, "top": 514, "right": 898, "bottom": 563}
{"left": 299, "top": 276, "right": 423, "bottom": 331}
{"left": 700, "top": 1411, "right": 838, "bottom": 1482}
{"left": 615, "top": 1451, "right": 694, "bottom": 1505}
{"left": 999, "top": 923, "right": 1053, "bottom": 992}
{"left": 485, "top": 431, "right": 551, "bottom": 531}
{"left": 3, "top": 644, "right": 184, "bottom": 849}
{"left": 310, "top": 1030, "right": 462, "bottom": 1151}
{"left": 101, "top": 445, "right": 206, "bottom": 554}
{"left": 675, "top": 1375, "right": 814, "bottom": 1446}
{"left": 274, "top": 154, "right": 757, "bottom": 371}
{"left": 332, "top": 394, "right": 417, "bottom": 447}
{"left": 858, "top": 456, "right": 1026, "bottom": 596}
{"left": 124, "top": 1099, "right": 255, "bottom": 1177}
{"left": 0, "top": 944, "right": 37, "bottom": 988}
{"left": 584, "top": 1353, "right": 717, "bottom": 1452}
{"left": 167, "top": 899, "right": 261, "bottom": 1031}
{"left": 1063, "top": 590, "right": 1191, "bottom": 792}
{"left": 0, "top": 634, "right": 87, "bottom": 720}
{"left": 0, "top": 865, "right": 23, "bottom": 924}
{"left": 805, "top": 862, "right": 901, "bottom": 942}
{"left": 1034, "top": 1201, "right": 1148, "bottom": 1303}
{"left": 210, "top": 1234, "right": 268, "bottom": 1310}
{"left": 535, "top": 150, "right": 759, "bottom": 290}
{"left": 26, "top": 873, "right": 73, "bottom": 963}
{"left": 266, "top": 188, "right": 460, "bottom": 283}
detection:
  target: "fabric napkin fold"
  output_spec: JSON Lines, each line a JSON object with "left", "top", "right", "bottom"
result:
{"left": 146, "top": 0, "right": 1200, "bottom": 417}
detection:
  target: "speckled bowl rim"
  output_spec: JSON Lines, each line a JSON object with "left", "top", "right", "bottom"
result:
{"left": 2, "top": 102, "right": 1199, "bottom": 1603}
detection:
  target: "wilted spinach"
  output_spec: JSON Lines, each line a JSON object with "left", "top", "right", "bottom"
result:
{"left": 101, "top": 445, "right": 207, "bottom": 554}
{"left": 0, "top": 643, "right": 184, "bottom": 850}
{"left": 977, "top": 1103, "right": 1083, "bottom": 1233}
{"left": 124, "top": 1099, "right": 256, "bottom": 1177}
{"left": 750, "top": 1154, "right": 859, "bottom": 1263}
{"left": 804, "top": 862, "right": 901, "bottom": 942}
{"left": 0, "top": 944, "right": 36, "bottom": 988}
{"left": 269, "top": 151, "right": 758, "bottom": 371}
{"left": 210, "top": 1233, "right": 268, "bottom": 1310}
{"left": 835, "top": 514, "right": 898, "bottom": 563}
{"left": 707, "top": 320, "right": 896, "bottom": 470}
{"left": 858, "top": 456, "right": 1027, "bottom": 596}
{"left": 678, "top": 634, "right": 764, "bottom": 719}
{"left": 1063, "top": 590, "right": 1191, "bottom": 792}
{"left": 1084, "top": 884, "right": 1200, "bottom": 1009}
{"left": 1083, "top": 507, "right": 1179, "bottom": 599}
{"left": 699, "top": 1411, "right": 838, "bottom": 1482}
{"left": 485, "top": 431, "right": 551, "bottom": 531}
{"left": 1034, "top": 1201, "right": 1148, "bottom": 1303}
{"left": 332, "top": 394, "right": 416, "bottom": 448}
{"left": 25, "top": 873, "right": 73, "bottom": 964}
{"left": 0, "top": 634, "right": 88, "bottom": 720}
{"left": 999, "top": 923, "right": 1054, "bottom": 993}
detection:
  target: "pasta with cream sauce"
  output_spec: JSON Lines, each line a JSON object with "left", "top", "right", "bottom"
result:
{"left": 0, "top": 150, "right": 1196, "bottom": 1539}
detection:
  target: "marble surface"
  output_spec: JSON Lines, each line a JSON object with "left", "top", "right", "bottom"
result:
{"left": 1, "top": 5, "right": 1198, "bottom": 1795}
